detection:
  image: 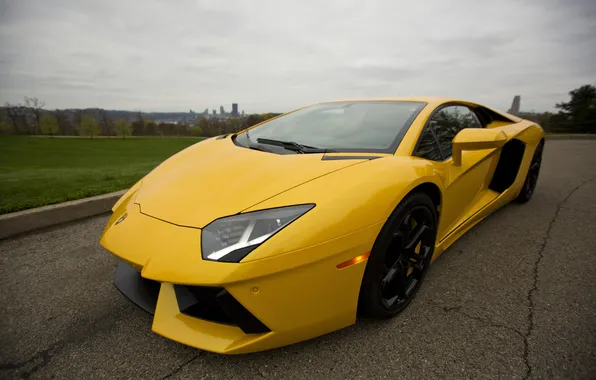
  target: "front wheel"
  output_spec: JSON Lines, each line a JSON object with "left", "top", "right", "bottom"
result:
{"left": 358, "top": 193, "right": 437, "bottom": 318}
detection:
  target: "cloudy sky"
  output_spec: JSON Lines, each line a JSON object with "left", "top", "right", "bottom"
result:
{"left": 0, "top": 0, "right": 594, "bottom": 113}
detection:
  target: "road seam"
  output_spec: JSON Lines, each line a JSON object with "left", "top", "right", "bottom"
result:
{"left": 522, "top": 177, "right": 595, "bottom": 380}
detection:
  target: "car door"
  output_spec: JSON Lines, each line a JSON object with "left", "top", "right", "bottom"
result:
{"left": 414, "top": 105, "right": 501, "bottom": 241}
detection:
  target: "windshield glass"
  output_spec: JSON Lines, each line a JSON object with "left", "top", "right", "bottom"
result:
{"left": 239, "top": 101, "right": 426, "bottom": 153}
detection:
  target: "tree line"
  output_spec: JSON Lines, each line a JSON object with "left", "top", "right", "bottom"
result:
{"left": 519, "top": 84, "right": 596, "bottom": 134}
{"left": 1, "top": 84, "right": 593, "bottom": 138}
{"left": 0, "top": 100, "right": 280, "bottom": 139}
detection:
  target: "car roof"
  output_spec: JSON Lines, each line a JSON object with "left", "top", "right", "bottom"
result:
{"left": 319, "top": 96, "right": 467, "bottom": 106}
{"left": 316, "top": 97, "right": 521, "bottom": 122}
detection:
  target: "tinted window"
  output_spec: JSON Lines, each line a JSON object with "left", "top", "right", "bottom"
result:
{"left": 431, "top": 106, "right": 482, "bottom": 158}
{"left": 415, "top": 127, "right": 443, "bottom": 161}
{"left": 237, "top": 101, "right": 426, "bottom": 153}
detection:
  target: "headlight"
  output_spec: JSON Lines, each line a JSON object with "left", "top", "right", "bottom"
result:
{"left": 201, "top": 204, "right": 315, "bottom": 262}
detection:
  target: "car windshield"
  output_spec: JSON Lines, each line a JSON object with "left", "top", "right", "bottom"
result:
{"left": 237, "top": 101, "right": 426, "bottom": 153}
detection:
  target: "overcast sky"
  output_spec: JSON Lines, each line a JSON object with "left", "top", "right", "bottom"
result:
{"left": 1, "top": 0, "right": 595, "bottom": 113}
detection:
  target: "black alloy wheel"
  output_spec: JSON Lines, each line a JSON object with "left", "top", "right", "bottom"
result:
{"left": 359, "top": 193, "right": 437, "bottom": 318}
{"left": 515, "top": 141, "right": 544, "bottom": 203}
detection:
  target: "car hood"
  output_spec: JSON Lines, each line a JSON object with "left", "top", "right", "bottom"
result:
{"left": 134, "top": 137, "right": 369, "bottom": 228}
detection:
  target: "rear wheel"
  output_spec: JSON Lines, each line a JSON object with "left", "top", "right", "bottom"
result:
{"left": 515, "top": 140, "right": 544, "bottom": 203}
{"left": 359, "top": 193, "right": 437, "bottom": 318}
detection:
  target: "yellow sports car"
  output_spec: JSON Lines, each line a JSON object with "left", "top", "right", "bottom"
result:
{"left": 100, "top": 97, "right": 544, "bottom": 354}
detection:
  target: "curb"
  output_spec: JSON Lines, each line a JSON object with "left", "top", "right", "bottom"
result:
{"left": 0, "top": 190, "right": 126, "bottom": 239}
{"left": 545, "top": 134, "right": 596, "bottom": 140}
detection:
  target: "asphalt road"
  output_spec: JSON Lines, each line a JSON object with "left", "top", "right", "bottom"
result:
{"left": 1, "top": 140, "right": 595, "bottom": 380}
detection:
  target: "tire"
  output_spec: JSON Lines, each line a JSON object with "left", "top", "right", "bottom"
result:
{"left": 514, "top": 140, "right": 544, "bottom": 204}
{"left": 358, "top": 192, "right": 437, "bottom": 318}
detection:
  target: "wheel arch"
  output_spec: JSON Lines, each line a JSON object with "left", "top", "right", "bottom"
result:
{"left": 409, "top": 182, "right": 441, "bottom": 212}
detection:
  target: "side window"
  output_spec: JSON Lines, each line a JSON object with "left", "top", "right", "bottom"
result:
{"left": 415, "top": 127, "right": 443, "bottom": 161}
{"left": 431, "top": 106, "right": 482, "bottom": 159}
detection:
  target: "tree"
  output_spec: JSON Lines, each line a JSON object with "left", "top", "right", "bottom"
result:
{"left": 145, "top": 119, "right": 157, "bottom": 136}
{"left": 191, "top": 126, "right": 203, "bottom": 137}
{"left": 4, "top": 102, "right": 24, "bottom": 134}
{"left": 228, "top": 117, "right": 241, "bottom": 133}
{"left": 55, "top": 109, "right": 77, "bottom": 135}
{"left": 40, "top": 113, "right": 60, "bottom": 137}
{"left": 114, "top": 119, "right": 133, "bottom": 139}
{"left": 24, "top": 96, "right": 45, "bottom": 134}
{"left": 132, "top": 111, "right": 145, "bottom": 136}
{"left": 0, "top": 108, "right": 11, "bottom": 134}
{"left": 79, "top": 114, "right": 101, "bottom": 138}
{"left": 98, "top": 109, "right": 114, "bottom": 137}
{"left": 554, "top": 84, "right": 596, "bottom": 133}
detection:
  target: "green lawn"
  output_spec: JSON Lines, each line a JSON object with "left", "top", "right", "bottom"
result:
{"left": 0, "top": 136, "right": 203, "bottom": 214}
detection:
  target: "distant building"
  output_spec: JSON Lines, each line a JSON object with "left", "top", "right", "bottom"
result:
{"left": 212, "top": 109, "right": 216, "bottom": 116}
{"left": 220, "top": 105, "right": 225, "bottom": 115}
{"left": 508, "top": 95, "right": 521, "bottom": 115}
{"left": 231, "top": 103, "right": 239, "bottom": 117}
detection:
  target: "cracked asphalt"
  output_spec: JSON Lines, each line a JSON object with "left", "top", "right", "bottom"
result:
{"left": 1, "top": 139, "right": 595, "bottom": 380}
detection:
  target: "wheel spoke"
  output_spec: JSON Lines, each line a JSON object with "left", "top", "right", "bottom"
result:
{"left": 410, "top": 246, "right": 430, "bottom": 279}
{"left": 382, "top": 260, "right": 408, "bottom": 298}
{"left": 404, "top": 278, "right": 418, "bottom": 298}
{"left": 384, "top": 295, "right": 400, "bottom": 308}
{"left": 404, "top": 224, "right": 428, "bottom": 250}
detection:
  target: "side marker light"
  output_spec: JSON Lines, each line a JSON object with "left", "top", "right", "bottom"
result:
{"left": 337, "top": 252, "right": 370, "bottom": 269}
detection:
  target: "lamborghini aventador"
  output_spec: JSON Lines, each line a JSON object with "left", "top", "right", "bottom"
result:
{"left": 100, "top": 97, "right": 544, "bottom": 354}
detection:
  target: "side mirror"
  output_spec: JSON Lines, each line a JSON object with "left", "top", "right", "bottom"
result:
{"left": 452, "top": 128, "right": 507, "bottom": 166}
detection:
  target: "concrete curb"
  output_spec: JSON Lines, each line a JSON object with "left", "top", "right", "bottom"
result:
{"left": 0, "top": 190, "right": 126, "bottom": 239}
{"left": 545, "top": 134, "right": 596, "bottom": 140}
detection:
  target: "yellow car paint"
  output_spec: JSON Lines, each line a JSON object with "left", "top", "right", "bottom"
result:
{"left": 100, "top": 97, "right": 544, "bottom": 354}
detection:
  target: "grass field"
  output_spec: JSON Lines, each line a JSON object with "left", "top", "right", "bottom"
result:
{"left": 0, "top": 136, "right": 203, "bottom": 214}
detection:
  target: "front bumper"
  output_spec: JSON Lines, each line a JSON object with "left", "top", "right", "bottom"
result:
{"left": 115, "top": 260, "right": 270, "bottom": 334}
{"left": 101, "top": 196, "right": 382, "bottom": 354}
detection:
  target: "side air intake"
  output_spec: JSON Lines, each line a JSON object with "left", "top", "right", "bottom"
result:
{"left": 489, "top": 139, "right": 526, "bottom": 192}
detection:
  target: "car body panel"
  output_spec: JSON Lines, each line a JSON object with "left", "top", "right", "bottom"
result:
{"left": 134, "top": 138, "right": 368, "bottom": 228}
{"left": 100, "top": 96, "right": 544, "bottom": 354}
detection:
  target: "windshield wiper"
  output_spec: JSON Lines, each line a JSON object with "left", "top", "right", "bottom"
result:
{"left": 256, "top": 138, "right": 333, "bottom": 154}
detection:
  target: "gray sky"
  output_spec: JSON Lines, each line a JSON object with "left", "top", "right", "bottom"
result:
{"left": 1, "top": 0, "right": 595, "bottom": 113}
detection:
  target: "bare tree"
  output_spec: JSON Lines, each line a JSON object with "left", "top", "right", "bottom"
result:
{"left": 4, "top": 102, "right": 23, "bottom": 134}
{"left": 24, "top": 96, "right": 45, "bottom": 134}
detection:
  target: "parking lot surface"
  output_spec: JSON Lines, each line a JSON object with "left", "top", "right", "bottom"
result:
{"left": 1, "top": 140, "right": 595, "bottom": 379}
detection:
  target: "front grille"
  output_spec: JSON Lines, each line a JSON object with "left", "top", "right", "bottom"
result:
{"left": 174, "top": 285, "right": 270, "bottom": 334}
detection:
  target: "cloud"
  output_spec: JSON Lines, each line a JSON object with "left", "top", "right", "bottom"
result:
{"left": 0, "top": 0, "right": 595, "bottom": 113}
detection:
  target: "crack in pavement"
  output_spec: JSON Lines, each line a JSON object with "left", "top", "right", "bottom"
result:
{"left": 440, "top": 305, "right": 526, "bottom": 341}
{"left": 522, "top": 177, "right": 595, "bottom": 380}
{"left": 158, "top": 352, "right": 204, "bottom": 380}
{"left": 427, "top": 177, "right": 595, "bottom": 380}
